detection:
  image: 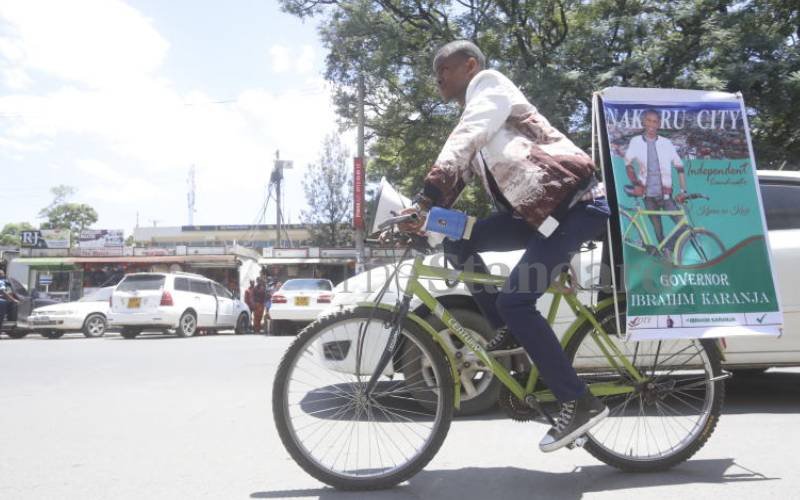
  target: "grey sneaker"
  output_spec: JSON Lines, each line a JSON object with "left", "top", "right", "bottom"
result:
{"left": 539, "top": 392, "right": 609, "bottom": 452}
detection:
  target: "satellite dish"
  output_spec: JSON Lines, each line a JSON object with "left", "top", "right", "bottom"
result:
{"left": 369, "top": 177, "right": 412, "bottom": 235}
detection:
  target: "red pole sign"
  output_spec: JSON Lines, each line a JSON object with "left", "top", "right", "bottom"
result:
{"left": 353, "top": 157, "right": 364, "bottom": 230}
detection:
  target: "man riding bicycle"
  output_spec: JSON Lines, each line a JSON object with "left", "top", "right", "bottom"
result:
{"left": 401, "top": 40, "right": 610, "bottom": 452}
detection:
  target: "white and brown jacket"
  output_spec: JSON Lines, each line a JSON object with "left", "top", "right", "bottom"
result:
{"left": 422, "top": 69, "right": 596, "bottom": 229}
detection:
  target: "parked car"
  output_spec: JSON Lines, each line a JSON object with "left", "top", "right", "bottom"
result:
{"left": 0, "top": 277, "right": 59, "bottom": 339}
{"left": 269, "top": 279, "right": 334, "bottom": 335}
{"left": 28, "top": 286, "right": 114, "bottom": 339}
{"left": 319, "top": 169, "right": 800, "bottom": 414}
{"left": 108, "top": 272, "right": 250, "bottom": 339}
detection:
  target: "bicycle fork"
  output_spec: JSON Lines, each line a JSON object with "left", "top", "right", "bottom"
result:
{"left": 362, "top": 295, "right": 412, "bottom": 397}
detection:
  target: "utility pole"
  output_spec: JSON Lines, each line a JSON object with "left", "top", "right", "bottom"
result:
{"left": 271, "top": 151, "right": 293, "bottom": 248}
{"left": 355, "top": 74, "right": 366, "bottom": 273}
{"left": 187, "top": 165, "right": 196, "bottom": 225}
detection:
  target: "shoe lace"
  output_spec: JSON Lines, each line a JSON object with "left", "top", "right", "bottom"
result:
{"left": 486, "top": 328, "right": 510, "bottom": 350}
{"left": 554, "top": 401, "right": 577, "bottom": 432}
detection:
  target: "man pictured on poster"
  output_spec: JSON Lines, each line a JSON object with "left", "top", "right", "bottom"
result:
{"left": 624, "top": 109, "right": 689, "bottom": 249}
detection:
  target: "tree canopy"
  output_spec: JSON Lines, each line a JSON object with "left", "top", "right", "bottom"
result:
{"left": 39, "top": 185, "right": 99, "bottom": 235}
{"left": 301, "top": 133, "right": 355, "bottom": 246}
{"left": 281, "top": 0, "right": 799, "bottom": 211}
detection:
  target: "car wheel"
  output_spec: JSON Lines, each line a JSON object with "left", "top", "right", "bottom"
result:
{"left": 82, "top": 313, "right": 107, "bottom": 338}
{"left": 7, "top": 331, "right": 28, "bottom": 339}
{"left": 120, "top": 327, "right": 141, "bottom": 339}
{"left": 177, "top": 311, "right": 197, "bottom": 337}
{"left": 44, "top": 330, "right": 65, "bottom": 339}
{"left": 408, "top": 308, "right": 507, "bottom": 416}
{"left": 235, "top": 313, "right": 249, "bottom": 335}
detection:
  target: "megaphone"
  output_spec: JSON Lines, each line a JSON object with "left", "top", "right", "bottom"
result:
{"left": 368, "top": 177, "right": 447, "bottom": 248}
{"left": 368, "top": 177, "right": 412, "bottom": 235}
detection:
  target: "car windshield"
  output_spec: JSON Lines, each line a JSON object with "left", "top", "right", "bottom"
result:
{"left": 280, "top": 279, "right": 332, "bottom": 291}
{"left": 116, "top": 275, "right": 165, "bottom": 292}
{"left": 79, "top": 287, "right": 113, "bottom": 302}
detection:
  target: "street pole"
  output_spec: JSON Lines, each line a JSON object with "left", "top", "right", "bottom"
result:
{"left": 355, "top": 74, "right": 366, "bottom": 273}
{"left": 275, "top": 150, "right": 281, "bottom": 248}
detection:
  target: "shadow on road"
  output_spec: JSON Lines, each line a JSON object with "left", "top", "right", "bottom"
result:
{"left": 251, "top": 458, "right": 775, "bottom": 500}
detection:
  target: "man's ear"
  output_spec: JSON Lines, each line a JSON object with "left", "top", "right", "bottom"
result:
{"left": 467, "top": 57, "right": 480, "bottom": 75}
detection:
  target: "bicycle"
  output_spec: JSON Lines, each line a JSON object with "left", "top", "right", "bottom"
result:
{"left": 620, "top": 190, "right": 725, "bottom": 266}
{"left": 272, "top": 213, "right": 728, "bottom": 490}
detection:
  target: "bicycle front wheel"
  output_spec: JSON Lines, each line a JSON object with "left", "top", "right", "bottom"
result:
{"left": 565, "top": 303, "right": 724, "bottom": 471}
{"left": 272, "top": 306, "right": 454, "bottom": 490}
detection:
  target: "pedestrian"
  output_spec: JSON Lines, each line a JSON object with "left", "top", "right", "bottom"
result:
{"left": 252, "top": 278, "right": 267, "bottom": 334}
{"left": 0, "top": 270, "right": 20, "bottom": 325}
{"left": 244, "top": 280, "right": 256, "bottom": 331}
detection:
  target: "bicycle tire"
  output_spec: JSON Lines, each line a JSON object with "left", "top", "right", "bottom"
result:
{"left": 565, "top": 302, "right": 724, "bottom": 472}
{"left": 674, "top": 228, "right": 725, "bottom": 266}
{"left": 272, "top": 306, "right": 454, "bottom": 490}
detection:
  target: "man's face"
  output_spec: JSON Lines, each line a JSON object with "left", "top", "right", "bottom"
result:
{"left": 435, "top": 54, "right": 476, "bottom": 104}
{"left": 643, "top": 113, "right": 661, "bottom": 136}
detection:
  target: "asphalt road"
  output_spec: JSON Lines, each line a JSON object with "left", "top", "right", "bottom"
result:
{"left": 1, "top": 332, "right": 798, "bottom": 499}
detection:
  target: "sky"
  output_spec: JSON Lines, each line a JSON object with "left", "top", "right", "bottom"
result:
{"left": 0, "top": 0, "right": 355, "bottom": 235}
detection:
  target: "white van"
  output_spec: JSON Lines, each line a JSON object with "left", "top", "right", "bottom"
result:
{"left": 108, "top": 272, "right": 251, "bottom": 339}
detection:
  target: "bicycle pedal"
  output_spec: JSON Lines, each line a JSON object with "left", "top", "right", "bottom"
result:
{"left": 566, "top": 435, "right": 588, "bottom": 450}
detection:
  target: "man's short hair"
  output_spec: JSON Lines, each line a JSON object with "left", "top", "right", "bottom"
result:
{"left": 433, "top": 40, "right": 486, "bottom": 72}
{"left": 643, "top": 109, "right": 661, "bottom": 120}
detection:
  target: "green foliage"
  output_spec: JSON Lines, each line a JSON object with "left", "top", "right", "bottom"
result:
{"left": 0, "top": 222, "right": 36, "bottom": 247}
{"left": 38, "top": 185, "right": 99, "bottom": 235}
{"left": 280, "top": 0, "right": 799, "bottom": 210}
{"left": 40, "top": 203, "right": 99, "bottom": 234}
{"left": 301, "top": 134, "right": 355, "bottom": 246}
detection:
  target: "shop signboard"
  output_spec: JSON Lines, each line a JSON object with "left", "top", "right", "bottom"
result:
{"left": 77, "top": 229, "right": 124, "bottom": 256}
{"left": 20, "top": 229, "right": 71, "bottom": 249}
{"left": 596, "top": 87, "right": 782, "bottom": 340}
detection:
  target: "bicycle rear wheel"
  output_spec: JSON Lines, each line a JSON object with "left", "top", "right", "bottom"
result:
{"left": 272, "top": 306, "right": 454, "bottom": 490}
{"left": 674, "top": 228, "right": 725, "bottom": 265}
{"left": 565, "top": 303, "right": 724, "bottom": 471}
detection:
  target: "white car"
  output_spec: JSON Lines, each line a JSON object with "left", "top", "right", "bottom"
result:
{"left": 319, "top": 169, "right": 800, "bottom": 414}
{"left": 269, "top": 279, "right": 334, "bottom": 335}
{"left": 28, "top": 287, "right": 114, "bottom": 339}
{"left": 108, "top": 272, "right": 251, "bottom": 339}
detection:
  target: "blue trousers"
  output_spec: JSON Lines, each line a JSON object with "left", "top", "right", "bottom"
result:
{"left": 444, "top": 198, "right": 610, "bottom": 402}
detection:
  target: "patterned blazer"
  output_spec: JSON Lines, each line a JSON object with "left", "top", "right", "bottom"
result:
{"left": 423, "top": 69, "right": 596, "bottom": 228}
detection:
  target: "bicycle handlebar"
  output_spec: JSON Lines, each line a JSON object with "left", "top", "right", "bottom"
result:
{"left": 377, "top": 212, "right": 419, "bottom": 231}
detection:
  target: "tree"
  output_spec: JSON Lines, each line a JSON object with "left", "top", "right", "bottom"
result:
{"left": 39, "top": 185, "right": 99, "bottom": 235}
{"left": 301, "top": 134, "right": 354, "bottom": 246}
{"left": 0, "top": 222, "right": 36, "bottom": 247}
{"left": 38, "top": 185, "right": 76, "bottom": 218}
{"left": 279, "top": 0, "right": 799, "bottom": 203}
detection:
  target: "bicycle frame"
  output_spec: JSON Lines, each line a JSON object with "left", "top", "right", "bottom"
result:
{"left": 389, "top": 255, "right": 646, "bottom": 407}
{"left": 622, "top": 204, "right": 693, "bottom": 252}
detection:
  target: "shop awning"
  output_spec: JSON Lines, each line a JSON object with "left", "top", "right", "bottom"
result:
{"left": 258, "top": 257, "right": 355, "bottom": 265}
{"left": 71, "top": 255, "right": 240, "bottom": 267}
{"left": 10, "top": 257, "right": 76, "bottom": 269}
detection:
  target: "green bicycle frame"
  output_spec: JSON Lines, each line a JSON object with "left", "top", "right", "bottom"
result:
{"left": 623, "top": 206, "right": 690, "bottom": 252}
{"left": 391, "top": 255, "right": 645, "bottom": 406}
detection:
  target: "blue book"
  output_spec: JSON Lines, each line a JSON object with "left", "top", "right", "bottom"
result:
{"left": 424, "top": 207, "right": 476, "bottom": 240}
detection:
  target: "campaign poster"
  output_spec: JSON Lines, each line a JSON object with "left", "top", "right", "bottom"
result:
{"left": 598, "top": 87, "right": 782, "bottom": 339}
{"left": 77, "top": 229, "right": 124, "bottom": 256}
